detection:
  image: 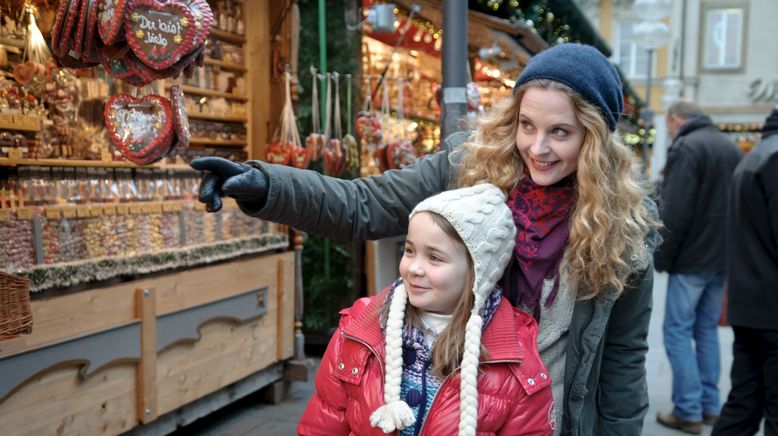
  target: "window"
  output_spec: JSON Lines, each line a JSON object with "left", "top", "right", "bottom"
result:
{"left": 616, "top": 21, "right": 652, "bottom": 79}
{"left": 701, "top": 4, "right": 746, "bottom": 71}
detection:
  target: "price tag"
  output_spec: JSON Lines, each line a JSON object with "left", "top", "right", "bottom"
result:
{"left": 0, "top": 209, "right": 9, "bottom": 221}
{"left": 116, "top": 204, "right": 130, "bottom": 215}
{"left": 90, "top": 206, "right": 103, "bottom": 217}
{"left": 103, "top": 205, "right": 116, "bottom": 216}
{"left": 16, "top": 207, "right": 33, "bottom": 220}
{"left": 76, "top": 206, "right": 91, "bottom": 218}
{"left": 7, "top": 148, "right": 23, "bottom": 160}
{"left": 63, "top": 207, "right": 77, "bottom": 218}
{"left": 101, "top": 150, "right": 113, "bottom": 162}
{"left": 141, "top": 204, "right": 152, "bottom": 214}
{"left": 162, "top": 202, "right": 175, "bottom": 212}
{"left": 150, "top": 203, "right": 162, "bottom": 213}
{"left": 45, "top": 208, "right": 62, "bottom": 220}
{"left": 130, "top": 204, "right": 142, "bottom": 214}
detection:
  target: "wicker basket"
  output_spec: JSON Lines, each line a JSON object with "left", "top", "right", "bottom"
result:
{"left": 0, "top": 271, "right": 32, "bottom": 340}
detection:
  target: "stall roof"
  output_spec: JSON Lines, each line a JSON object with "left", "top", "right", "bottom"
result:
{"left": 393, "top": 0, "right": 548, "bottom": 55}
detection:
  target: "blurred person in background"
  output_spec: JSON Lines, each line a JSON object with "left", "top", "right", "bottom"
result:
{"left": 655, "top": 99, "right": 744, "bottom": 434}
{"left": 712, "top": 105, "right": 778, "bottom": 436}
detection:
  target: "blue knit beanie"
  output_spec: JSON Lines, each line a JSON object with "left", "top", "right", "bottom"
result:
{"left": 514, "top": 43, "right": 623, "bottom": 131}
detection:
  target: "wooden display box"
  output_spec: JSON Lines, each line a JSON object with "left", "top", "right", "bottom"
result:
{"left": 0, "top": 252, "right": 296, "bottom": 435}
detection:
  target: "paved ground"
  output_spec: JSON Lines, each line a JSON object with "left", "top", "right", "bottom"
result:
{"left": 175, "top": 271, "right": 764, "bottom": 435}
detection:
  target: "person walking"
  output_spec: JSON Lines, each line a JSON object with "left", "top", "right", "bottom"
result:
{"left": 192, "top": 43, "right": 661, "bottom": 435}
{"left": 712, "top": 105, "right": 778, "bottom": 436}
{"left": 655, "top": 99, "right": 744, "bottom": 434}
{"left": 298, "top": 184, "right": 554, "bottom": 435}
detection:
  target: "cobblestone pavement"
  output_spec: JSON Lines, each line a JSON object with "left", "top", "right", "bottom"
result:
{"left": 177, "top": 271, "right": 764, "bottom": 436}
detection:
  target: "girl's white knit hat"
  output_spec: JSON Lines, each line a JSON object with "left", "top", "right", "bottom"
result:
{"left": 370, "top": 183, "right": 517, "bottom": 435}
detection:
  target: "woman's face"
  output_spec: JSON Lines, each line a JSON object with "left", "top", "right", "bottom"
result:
{"left": 515, "top": 87, "right": 585, "bottom": 186}
{"left": 400, "top": 212, "right": 469, "bottom": 315}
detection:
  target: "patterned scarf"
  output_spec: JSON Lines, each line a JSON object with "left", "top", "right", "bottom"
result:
{"left": 503, "top": 174, "right": 576, "bottom": 320}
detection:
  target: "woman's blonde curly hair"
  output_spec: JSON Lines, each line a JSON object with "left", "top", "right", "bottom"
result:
{"left": 456, "top": 79, "right": 659, "bottom": 299}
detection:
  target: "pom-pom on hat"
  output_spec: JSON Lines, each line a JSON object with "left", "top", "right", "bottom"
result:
{"left": 514, "top": 43, "right": 624, "bottom": 131}
{"left": 369, "top": 184, "right": 517, "bottom": 436}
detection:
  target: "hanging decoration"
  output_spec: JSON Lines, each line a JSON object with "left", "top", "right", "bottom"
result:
{"left": 343, "top": 73, "right": 359, "bottom": 172}
{"left": 304, "top": 66, "right": 325, "bottom": 161}
{"left": 355, "top": 75, "right": 383, "bottom": 176}
{"left": 50, "top": 0, "right": 213, "bottom": 165}
{"left": 265, "top": 70, "right": 305, "bottom": 168}
{"left": 322, "top": 73, "right": 347, "bottom": 176}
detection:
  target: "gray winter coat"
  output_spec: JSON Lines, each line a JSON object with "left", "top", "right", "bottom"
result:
{"left": 243, "top": 132, "right": 657, "bottom": 436}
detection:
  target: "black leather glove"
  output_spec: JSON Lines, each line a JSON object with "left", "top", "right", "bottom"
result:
{"left": 190, "top": 157, "right": 268, "bottom": 213}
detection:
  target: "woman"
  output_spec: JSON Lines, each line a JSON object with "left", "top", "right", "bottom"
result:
{"left": 192, "top": 43, "right": 660, "bottom": 435}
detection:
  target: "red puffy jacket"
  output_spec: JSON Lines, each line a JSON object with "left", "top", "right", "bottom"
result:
{"left": 298, "top": 292, "right": 554, "bottom": 435}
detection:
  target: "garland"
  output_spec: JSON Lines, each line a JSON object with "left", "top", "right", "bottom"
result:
{"left": 18, "top": 234, "right": 289, "bottom": 293}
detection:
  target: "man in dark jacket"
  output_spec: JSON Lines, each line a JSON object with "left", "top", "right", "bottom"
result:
{"left": 655, "top": 99, "right": 744, "bottom": 434}
{"left": 712, "top": 106, "right": 778, "bottom": 436}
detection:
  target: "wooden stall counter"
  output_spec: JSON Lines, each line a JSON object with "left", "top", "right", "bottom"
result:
{"left": 0, "top": 251, "right": 297, "bottom": 435}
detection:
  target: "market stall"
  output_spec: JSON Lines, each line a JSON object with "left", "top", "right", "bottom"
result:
{"left": 0, "top": 1, "right": 303, "bottom": 434}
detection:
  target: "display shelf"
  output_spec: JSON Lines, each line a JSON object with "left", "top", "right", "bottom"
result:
{"left": 174, "top": 85, "right": 248, "bottom": 101}
{"left": 209, "top": 28, "right": 247, "bottom": 44}
{"left": 188, "top": 113, "right": 248, "bottom": 123}
{"left": 0, "top": 157, "right": 193, "bottom": 170}
{"left": 204, "top": 57, "right": 247, "bottom": 72}
{"left": 189, "top": 138, "right": 247, "bottom": 147}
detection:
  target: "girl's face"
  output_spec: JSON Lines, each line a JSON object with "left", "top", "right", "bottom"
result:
{"left": 515, "top": 87, "right": 585, "bottom": 186}
{"left": 400, "top": 212, "right": 469, "bottom": 315}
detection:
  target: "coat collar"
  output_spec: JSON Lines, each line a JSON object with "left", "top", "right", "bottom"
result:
{"left": 341, "top": 291, "right": 525, "bottom": 363}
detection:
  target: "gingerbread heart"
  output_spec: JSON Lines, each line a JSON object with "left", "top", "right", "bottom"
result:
{"left": 73, "top": 0, "right": 90, "bottom": 58}
{"left": 97, "top": 0, "right": 128, "bottom": 45}
{"left": 125, "top": 0, "right": 198, "bottom": 71}
{"left": 84, "top": 0, "right": 100, "bottom": 56}
{"left": 170, "top": 85, "right": 190, "bottom": 148}
{"left": 181, "top": 0, "right": 213, "bottom": 48}
{"left": 56, "top": 0, "right": 80, "bottom": 58}
{"left": 104, "top": 93, "right": 175, "bottom": 165}
{"left": 100, "top": 50, "right": 155, "bottom": 87}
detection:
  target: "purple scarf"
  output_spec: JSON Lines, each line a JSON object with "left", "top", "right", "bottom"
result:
{"left": 504, "top": 174, "right": 575, "bottom": 320}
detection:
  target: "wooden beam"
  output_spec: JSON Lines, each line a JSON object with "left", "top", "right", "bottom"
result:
{"left": 136, "top": 287, "right": 157, "bottom": 424}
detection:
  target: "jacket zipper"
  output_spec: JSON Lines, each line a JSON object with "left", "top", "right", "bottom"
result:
{"left": 342, "top": 333, "right": 385, "bottom": 383}
{"left": 418, "top": 359, "right": 521, "bottom": 435}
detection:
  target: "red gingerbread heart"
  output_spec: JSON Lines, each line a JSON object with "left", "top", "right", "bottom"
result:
{"left": 170, "top": 85, "right": 190, "bottom": 149}
{"left": 97, "top": 0, "right": 128, "bottom": 45}
{"left": 104, "top": 93, "right": 175, "bottom": 165}
{"left": 125, "top": 0, "right": 198, "bottom": 71}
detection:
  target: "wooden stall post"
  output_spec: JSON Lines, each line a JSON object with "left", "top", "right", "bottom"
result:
{"left": 136, "top": 287, "right": 157, "bottom": 423}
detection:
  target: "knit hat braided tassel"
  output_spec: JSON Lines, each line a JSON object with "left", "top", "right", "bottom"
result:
{"left": 369, "top": 283, "right": 416, "bottom": 433}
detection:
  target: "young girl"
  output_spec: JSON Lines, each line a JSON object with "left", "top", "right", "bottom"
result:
{"left": 298, "top": 184, "right": 553, "bottom": 435}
